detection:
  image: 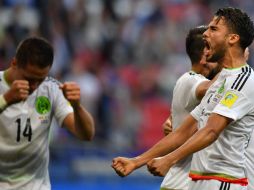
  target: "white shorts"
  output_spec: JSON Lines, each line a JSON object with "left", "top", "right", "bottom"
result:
{"left": 188, "top": 180, "right": 247, "bottom": 190}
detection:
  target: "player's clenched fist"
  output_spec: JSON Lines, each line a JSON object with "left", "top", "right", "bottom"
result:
{"left": 163, "top": 117, "right": 172, "bottom": 136}
{"left": 60, "top": 82, "right": 81, "bottom": 107}
{"left": 111, "top": 157, "right": 137, "bottom": 177}
{"left": 147, "top": 156, "right": 172, "bottom": 177}
{"left": 4, "top": 80, "right": 29, "bottom": 104}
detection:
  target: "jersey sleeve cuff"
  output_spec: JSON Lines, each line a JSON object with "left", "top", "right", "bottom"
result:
{"left": 212, "top": 109, "right": 237, "bottom": 121}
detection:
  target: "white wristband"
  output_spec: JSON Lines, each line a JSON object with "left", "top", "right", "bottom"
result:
{"left": 0, "top": 95, "right": 7, "bottom": 111}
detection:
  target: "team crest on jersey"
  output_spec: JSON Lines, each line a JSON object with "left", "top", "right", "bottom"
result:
{"left": 220, "top": 91, "right": 238, "bottom": 108}
{"left": 35, "top": 96, "right": 51, "bottom": 114}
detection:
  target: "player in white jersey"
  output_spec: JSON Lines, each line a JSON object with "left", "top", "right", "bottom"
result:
{"left": 0, "top": 37, "right": 95, "bottom": 190}
{"left": 145, "top": 7, "right": 254, "bottom": 189}
{"left": 161, "top": 73, "right": 207, "bottom": 190}
{"left": 242, "top": 47, "right": 254, "bottom": 190}
{"left": 161, "top": 26, "right": 221, "bottom": 190}
{"left": 234, "top": 47, "right": 254, "bottom": 190}
{"left": 188, "top": 65, "right": 253, "bottom": 188}
{"left": 245, "top": 130, "right": 254, "bottom": 190}
{"left": 111, "top": 26, "right": 220, "bottom": 190}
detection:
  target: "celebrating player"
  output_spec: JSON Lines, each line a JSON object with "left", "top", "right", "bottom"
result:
{"left": 112, "top": 25, "right": 220, "bottom": 190}
{"left": 0, "top": 37, "right": 95, "bottom": 190}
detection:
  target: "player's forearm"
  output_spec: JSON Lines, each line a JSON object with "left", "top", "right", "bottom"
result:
{"left": 133, "top": 134, "right": 190, "bottom": 169}
{"left": 0, "top": 91, "right": 16, "bottom": 112}
{"left": 166, "top": 114, "right": 228, "bottom": 165}
{"left": 165, "top": 126, "right": 218, "bottom": 165}
{"left": 132, "top": 136, "right": 177, "bottom": 169}
{"left": 134, "top": 115, "right": 197, "bottom": 168}
{"left": 73, "top": 104, "right": 95, "bottom": 141}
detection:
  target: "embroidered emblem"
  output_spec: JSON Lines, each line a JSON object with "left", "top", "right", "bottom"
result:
{"left": 217, "top": 79, "right": 226, "bottom": 94}
{"left": 35, "top": 96, "right": 51, "bottom": 114}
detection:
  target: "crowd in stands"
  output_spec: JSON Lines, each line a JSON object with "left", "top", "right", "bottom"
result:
{"left": 0, "top": 0, "right": 253, "bottom": 156}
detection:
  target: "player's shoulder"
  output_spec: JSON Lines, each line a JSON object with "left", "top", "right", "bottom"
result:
{"left": 177, "top": 71, "right": 207, "bottom": 85}
{"left": 187, "top": 71, "right": 206, "bottom": 80}
{"left": 43, "top": 76, "right": 62, "bottom": 86}
{"left": 40, "top": 76, "right": 62, "bottom": 92}
{"left": 227, "top": 65, "right": 254, "bottom": 92}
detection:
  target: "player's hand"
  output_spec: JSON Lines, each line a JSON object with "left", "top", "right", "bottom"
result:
{"left": 60, "top": 82, "right": 80, "bottom": 107}
{"left": 147, "top": 156, "right": 172, "bottom": 177}
{"left": 163, "top": 118, "right": 172, "bottom": 136}
{"left": 4, "top": 80, "right": 29, "bottom": 104}
{"left": 111, "top": 157, "right": 136, "bottom": 177}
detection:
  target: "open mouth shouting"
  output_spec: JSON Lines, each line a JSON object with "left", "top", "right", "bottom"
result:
{"left": 203, "top": 39, "right": 212, "bottom": 58}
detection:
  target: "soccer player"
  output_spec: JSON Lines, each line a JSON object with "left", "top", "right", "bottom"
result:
{"left": 0, "top": 37, "right": 95, "bottom": 190}
{"left": 161, "top": 26, "right": 220, "bottom": 190}
{"left": 242, "top": 47, "right": 254, "bottom": 190}
{"left": 246, "top": 130, "right": 254, "bottom": 190}
{"left": 147, "top": 7, "right": 254, "bottom": 189}
{"left": 112, "top": 25, "right": 220, "bottom": 190}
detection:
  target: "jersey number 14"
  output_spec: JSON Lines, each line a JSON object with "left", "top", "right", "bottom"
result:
{"left": 16, "top": 118, "right": 32, "bottom": 142}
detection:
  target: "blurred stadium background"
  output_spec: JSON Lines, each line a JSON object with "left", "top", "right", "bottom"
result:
{"left": 0, "top": 0, "right": 254, "bottom": 189}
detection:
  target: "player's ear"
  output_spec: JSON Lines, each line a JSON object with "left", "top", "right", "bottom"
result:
{"left": 228, "top": 34, "right": 240, "bottom": 45}
{"left": 10, "top": 58, "right": 18, "bottom": 69}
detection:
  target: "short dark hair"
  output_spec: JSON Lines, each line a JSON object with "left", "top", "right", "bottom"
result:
{"left": 215, "top": 7, "right": 254, "bottom": 49}
{"left": 15, "top": 37, "right": 54, "bottom": 68}
{"left": 186, "top": 25, "right": 207, "bottom": 64}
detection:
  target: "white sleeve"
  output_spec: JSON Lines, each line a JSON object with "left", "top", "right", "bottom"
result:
{"left": 52, "top": 87, "right": 73, "bottom": 126}
{"left": 190, "top": 103, "right": 202, "bottom": 121}
{"left": 213, "top": 89, "right": 253, "bottom": 121}
{"left": 185, "top": 76, "right": 208, "bottom": 111}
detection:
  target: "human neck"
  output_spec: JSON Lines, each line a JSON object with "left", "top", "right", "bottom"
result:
{"left": 222, "top": 49, "right": 246, "bottom": 69}
{"left": 191, "top": 64, "right": 202, "bottom": 74}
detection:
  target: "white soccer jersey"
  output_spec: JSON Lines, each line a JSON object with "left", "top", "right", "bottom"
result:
{"left": 161, "top": 71, "right": 208, "bottom": 190}
{"left": 0, "top": 71, "right": 73, "bottom": 190}
{"left": 190, "top": 65, "right": 254, "bottom": 186}
{"left": 245, "top": 130, "right": 254, "bottom": 190}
